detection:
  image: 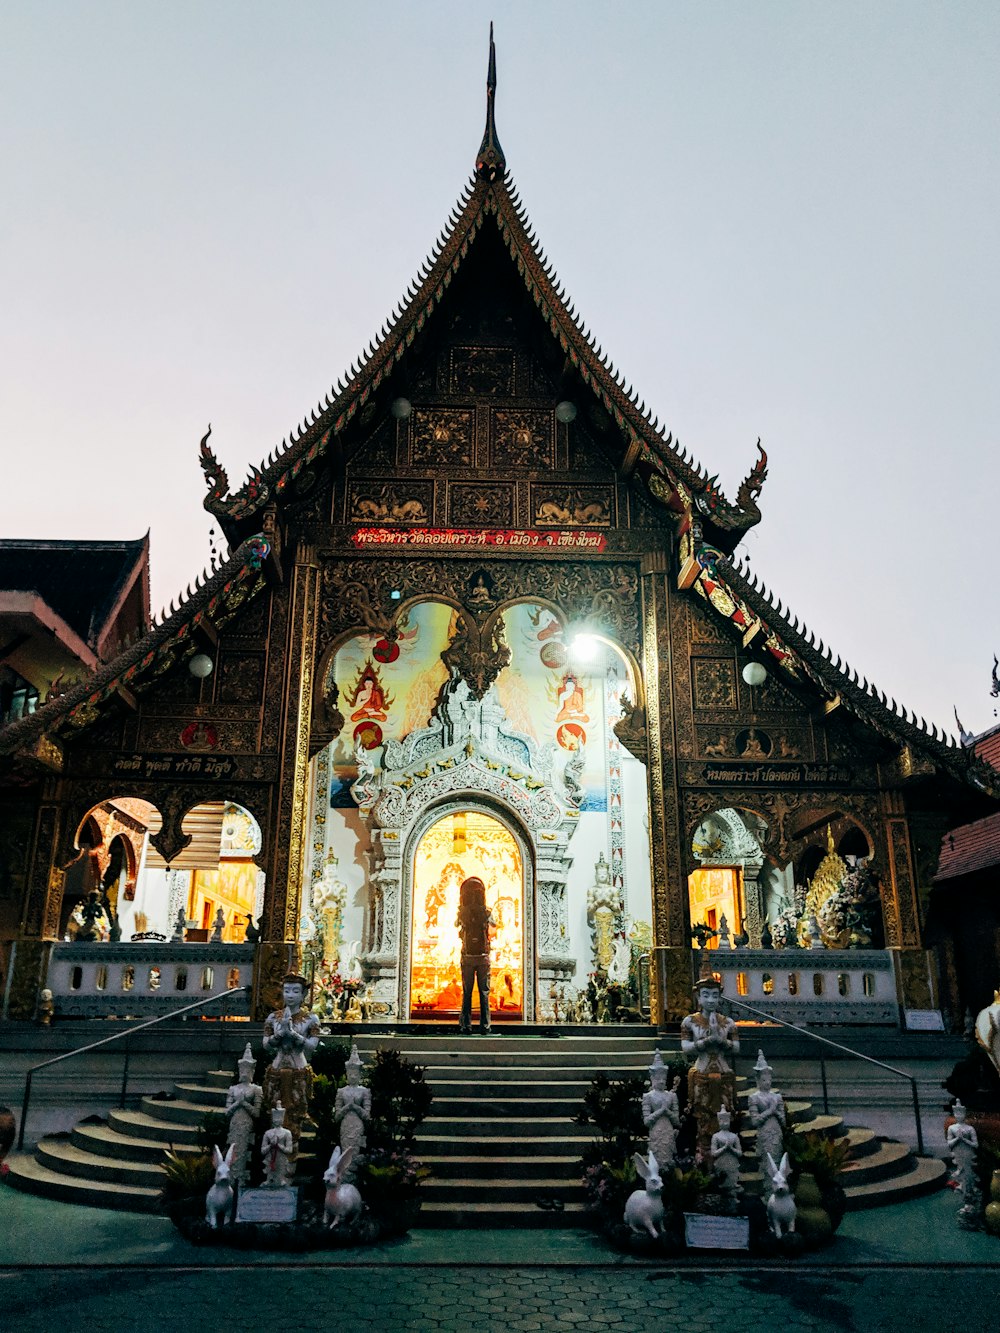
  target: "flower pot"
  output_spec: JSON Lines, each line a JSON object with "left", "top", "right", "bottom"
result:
{"left": 793, "top": 1171, "right": 833, "bottom": 1246}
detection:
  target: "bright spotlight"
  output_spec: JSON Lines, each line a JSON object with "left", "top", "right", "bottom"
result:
{"left": 570, "top": 632, "right": 600, "bottom": 662}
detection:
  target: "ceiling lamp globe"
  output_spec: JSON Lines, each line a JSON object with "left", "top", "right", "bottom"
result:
{"left": 741, "top": 661, "right": 767, "bottom": 687}
{"left": 189, "top": 652, "right": 214, "bottom": 679}
{"left": 555, "top": 400, "right": 578, "bottom": 423}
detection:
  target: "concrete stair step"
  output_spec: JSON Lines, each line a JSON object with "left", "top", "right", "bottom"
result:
{"left": 421, "top": 1155, "right": 581, "bottom": 1180}
{"left": 139, "top": 1095, "right": 218, "bottom": 1125}
{"left": 792, "top": 1113, "right": 844, "bottom": 1137}
{"left": 4, "top": 1153, "right": 162, "bottom": 1214}
{"left": 415, "top": 1135, "right": 593, "bottom": 1158}
{"left": 426, "top": 1097, "right": 582, "bottom": 1117}
{"left": 73, "top": 1120, "right": 200, "bottom": 1164}
{"left": 174, "top": 1082, "right": 227, "bottom": 1105}
{"left": 419, "top": 1199, "right": 590, "bottom": 1229}
{"left": 418, "top": 1117, "right": 580, "bottom": 1138}
{"left": 844, "top": 1155, "right": 948, "bottom": 1210}
{"left": 422, "top": 1177, "right": 584, "bottom": 1204}
{"left": 35, "top": 1135, "right": 168, "bottom": 1188}
{"left": 840, "top": 1138, "right": 913, "bottom": 1186}
{"left": 422, "top": 1068, "right": 648, "bottom": 1085}
{"left": 844, "top": 1126, "right": 878, "bottom": 1157}
{"left": 108, "top": 1107, "right": 203, "bottom": 1145}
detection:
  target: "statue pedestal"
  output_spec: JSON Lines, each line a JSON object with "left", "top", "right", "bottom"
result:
{"left": 236, "top": 1186, "right": 298, "bottom": 1224}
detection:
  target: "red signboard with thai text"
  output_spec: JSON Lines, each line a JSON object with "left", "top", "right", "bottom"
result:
{"left": 350, "top": 527, "right": 607, "bottom": 551}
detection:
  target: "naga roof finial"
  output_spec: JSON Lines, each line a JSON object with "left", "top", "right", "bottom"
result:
{"left": 475, "top": 22, "right": 506, "bottom": 181}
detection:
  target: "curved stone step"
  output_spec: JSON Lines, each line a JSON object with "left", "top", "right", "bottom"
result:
{"left": 139, "top": 1095, "right": 217, "bottom": 1126}
{"left": 36, "top": 1135, "right": 167, "bottom": 1188}
{"left": 108, "top": 1106, "right": 202, "bottom": 1145}
{"left": 840, "top": 1138, "right": 912, "bottom": 1186}
{"left": 4, "top": 1152, "right": 162, "bottom": 1214}
{"left": 73, "top": 1120, "right": 199, "bottom": 1164}
{"left": 844, "top": 1155, "right": 947, "bottom": 1209}
{"left": 174, "top": 1082, "right": 227, "bottom": 1106}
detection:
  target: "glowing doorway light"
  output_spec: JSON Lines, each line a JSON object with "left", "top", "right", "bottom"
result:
{"left": 569, "top": 631, "right": 600, "bottom": 663}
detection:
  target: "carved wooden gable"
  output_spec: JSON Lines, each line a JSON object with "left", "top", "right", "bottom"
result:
{"left": 322, "top": 222, "right": 644, "bottom": 533}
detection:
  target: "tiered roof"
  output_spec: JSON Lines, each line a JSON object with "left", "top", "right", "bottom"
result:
{"left": 2, "top": 32, "right": 996, "bottom": 809}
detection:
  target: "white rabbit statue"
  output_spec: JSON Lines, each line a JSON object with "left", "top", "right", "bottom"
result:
{"left": 205, "top": 1144, "right": 234, "bottom": 1228}
{"left": 624, "top": 1149, "right": 664, "bottom": 1238}
{"left": 765, "top": 1151, "right": 796, "bottom": 1239}
{"left": 324, "top": 1145, "right": 363, "bottom": 1229}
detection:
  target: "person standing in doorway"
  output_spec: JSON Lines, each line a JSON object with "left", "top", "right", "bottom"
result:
{"left": 457, "top": 877, "right": 494, "bottom": 1034}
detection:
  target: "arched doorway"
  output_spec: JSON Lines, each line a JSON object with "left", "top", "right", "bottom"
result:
{"left": 408, "top": 808, "right": 525, "bottom": 1021}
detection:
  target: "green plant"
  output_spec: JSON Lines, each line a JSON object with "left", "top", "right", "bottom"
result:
{"left": 160, "top": 1148, "right": 215, "bottom": 1204}
{"left": 312, "top": 1038, "right": 352, "bottom": 1082}
{"left": 367, "top": 1049, "right": 433, "bottom": 1154}
{"left": 661, "top": 1162, "right": 713, "bottom": 1213}
{"left": 575, "top": 1073, "right": 646, "bottom": 1171}
{"left": 785, "top": 1130, "right": 850, "bottom": 1191}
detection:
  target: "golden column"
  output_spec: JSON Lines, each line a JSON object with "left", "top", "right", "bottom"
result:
{"left": 254, "top": 539, "right": 320, "bottom": 1016}
{"left": 640, "top": 550, "right": 690, "bottom": 1023}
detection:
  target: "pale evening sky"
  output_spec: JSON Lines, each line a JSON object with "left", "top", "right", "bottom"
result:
{"left": 1, "top": 2, "right": 998, "bottom": 738}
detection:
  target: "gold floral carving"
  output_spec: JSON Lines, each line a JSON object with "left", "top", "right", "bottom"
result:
{"left": 493, "top": 409, "right": 553, "bottom": 468}
{"left": 450, "top": 345, "right": 515, "bottom": 396}
{"left": 691, "top": 658, "right": 737, "bottom": 710}
{"left": 410, "top": 409, "right": 474, "bottom": 467}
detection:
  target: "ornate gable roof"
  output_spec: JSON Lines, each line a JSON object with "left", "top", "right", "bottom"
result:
{"left": 199, "top": 36, "right": 767, "bottom": 553}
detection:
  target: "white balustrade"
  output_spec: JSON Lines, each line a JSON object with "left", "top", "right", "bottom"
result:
{"left": 706, "top": 948, "right": 898, "bottom": 1025}
{"left": 47, "top": 942, "right": 255, "bottom": 1018}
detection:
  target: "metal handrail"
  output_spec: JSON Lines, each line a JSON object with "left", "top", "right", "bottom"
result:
{"left": 17, "top": 985, "right": 249, "bottom": 1150}
{"left": 723, "top": 994, "right": 925, "bottom": 1155}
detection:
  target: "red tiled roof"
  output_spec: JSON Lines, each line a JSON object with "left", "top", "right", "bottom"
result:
{"left": 936, "top": 809, "right": 1000, "bottom": 881}
{"left": 975, "top": 729, "right": 1000, "bottom": 772}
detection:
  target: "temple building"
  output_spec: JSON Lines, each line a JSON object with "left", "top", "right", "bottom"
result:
{"left": 1, "top": 37, "right": 996, "bottom": 1029}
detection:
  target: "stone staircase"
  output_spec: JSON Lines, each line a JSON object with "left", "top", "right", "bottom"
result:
{"left": 5, "top": 1030, "right": 946, "bottom": 1221}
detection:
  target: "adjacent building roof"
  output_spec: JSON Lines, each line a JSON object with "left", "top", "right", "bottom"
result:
{"left": 0, "top": 536, "right": 149, "bottom": 660}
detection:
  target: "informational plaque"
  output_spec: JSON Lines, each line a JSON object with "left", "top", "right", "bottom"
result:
{"left": 684, "top": 1212, "right": 750, "bottom": 1250}
{"left": 904, "top": 1009, "right": 945, "bottom": 1032}
{"left": 236, "top": 1186, "right": 298, "bottom": 1224}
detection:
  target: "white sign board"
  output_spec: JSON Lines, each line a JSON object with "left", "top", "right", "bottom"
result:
{"left": 684, "top": 1212, "right": 750, "bottom": 1250}
{"left": 236, "top": 1186, "right": 298, "bottom": 1224}
{"left": 904, "top": 1009, "right": 945, "bottom": 1032}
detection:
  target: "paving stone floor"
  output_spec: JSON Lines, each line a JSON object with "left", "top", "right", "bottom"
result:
{"left": 2, "top": 1265, "right": 999, "bottom": 1332}
{"left": 3, "top": 1182, "right": 1000, "bottom": 1331}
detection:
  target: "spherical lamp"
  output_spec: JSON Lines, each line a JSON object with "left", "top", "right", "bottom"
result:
{"left": 555, "top": 400, "right": 578, "bottom": 423}
{"left": 741, "top": 661, "right": 767, "bottom": 687}
{"left": 189, "top": 652, "right": 214, "bottom": 679}
{"left": 390, "top": 397, "right": 412, "bottom": 420}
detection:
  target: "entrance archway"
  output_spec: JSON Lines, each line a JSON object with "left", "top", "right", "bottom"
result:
{"left": 409, "top": 808, "right": 524, "bottom": 1020}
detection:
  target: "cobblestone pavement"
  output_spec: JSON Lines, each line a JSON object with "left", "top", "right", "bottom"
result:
{"left": 1, "top": 1264, "right": 997, "bottom": 1332}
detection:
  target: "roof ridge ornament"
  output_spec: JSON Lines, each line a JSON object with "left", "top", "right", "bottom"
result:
{"left": 475, "top": 22, "right": 505, "bottom": 181}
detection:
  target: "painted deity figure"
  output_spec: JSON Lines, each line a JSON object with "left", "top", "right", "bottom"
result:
{"left": 681, "top": 973, "right": 740, "bottom": 1157}
{"left": 260, "top": 1102, "right": 294, "bottom": 1189}
{"left": 334, "top": 1043, "right": 372, "bottom": 1178}
{"left": 262, "top": 973, "right": 320, "bottom": 1157}
{"left": 642, "top": 1050, "right": 681, "bottom": 1171}
{"left": 225, "top": 1043, "right": 263, "bottom": 1187}
{"left": 747, "top": 1049, "right": 786, "bottom": 1176}
{"left": 947, "top": 1099, "right": 981, "bottom": 1222}
{"left": 710, "top": 1104, "right": 742, "bottom": 1200}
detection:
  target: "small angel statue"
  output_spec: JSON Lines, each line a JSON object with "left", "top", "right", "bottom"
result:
{"left": 225, "top": 1043, "right": 263, "bottom": 1186}
{"left": 261, "top": 1102, "right": 294, "bottom": 1188}
{"left": 710, "top": 1103, "right": 743, "bottom": 1201}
